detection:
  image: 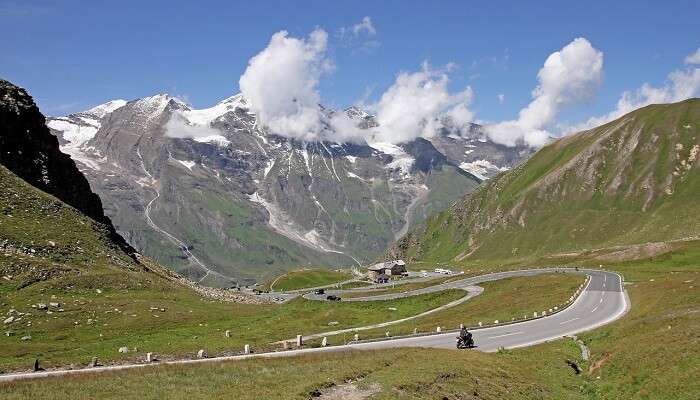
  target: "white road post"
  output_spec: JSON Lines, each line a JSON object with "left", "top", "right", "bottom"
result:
{"left": 321, "top": 337, "right": 328, "bottom": 347}
{"left": 244, "top": 344, "right": 250, "bottom": 354}
{"left": 436, "top": 326, "right": 442, "bottom": 333}
{"left": 296, "top": 334, "right": 303, "bottom": 347}
{"left": 354, "top": 333, "right": 359, "bottom": 342}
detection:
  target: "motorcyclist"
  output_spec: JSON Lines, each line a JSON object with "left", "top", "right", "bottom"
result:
{"left": 459, "top": 325, "right": 468, "bottom": 341}
{"left": 457, "top": 325, "right": 473, "bottom": 348}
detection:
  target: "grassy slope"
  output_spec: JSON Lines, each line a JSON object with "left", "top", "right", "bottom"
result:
{"left": 0, "top": 164, "right": 468, "bottom": 371}
{"left": 0, "top": 348, "right": 582, "bottom": 400}
{"left": 394, "top": 99, "right": 700, "bottom": 266}
{"left": 5, "top": 242, "right": 696, "bottom": 399}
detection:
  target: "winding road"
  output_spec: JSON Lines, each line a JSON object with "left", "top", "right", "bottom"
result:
{"left": 0, "top": 268, "right": 629, "bottom": 382}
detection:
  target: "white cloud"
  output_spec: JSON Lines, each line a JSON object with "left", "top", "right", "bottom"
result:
{"left": 239, "top": 29, "right": 332, "bottom": 141}
{"left": 497, "top": 94, "right": 505, "bottom": 104}
{"left": 571, "top": 47, "right": 700, "bottom": 132}
{"left": 165, "top": 111, "right": 223, "bottom": 140}
{"left": 339, "top": 16, "right": 380, "bottom": 53}
{"left": 365, "top": 63, "right": 474, "bottom": 143}
{"left": 352, "top": 16, "right": 376, "bottom": 36}
{"left": 685, "top": 47, "right": 700, "bottom": 65}
{"left": 484, "top": 37, "right": 604, "bottom": 147}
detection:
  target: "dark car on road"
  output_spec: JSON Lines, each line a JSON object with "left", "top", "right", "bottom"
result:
{"left": 326, "top": 295, "right": 341, "bottom": 301}
{"left": 314, "top": 289, "right": 325, "bottom": 295}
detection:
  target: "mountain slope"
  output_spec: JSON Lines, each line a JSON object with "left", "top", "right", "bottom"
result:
{"left": 389, "top": 99, "right": 700, "bottom": 263}
{"left": 0, "top": 80, "right": 134, "bottom": 256}
{"left": 47, "top": 93, "right": 531, "bottom": 285}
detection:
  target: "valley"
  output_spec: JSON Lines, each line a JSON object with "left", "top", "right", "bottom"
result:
{"left": 46, "top": 95, "right": 529, "bottom": 285}
{"left": 1, "top": 4, "right": 699, "bottom": 396}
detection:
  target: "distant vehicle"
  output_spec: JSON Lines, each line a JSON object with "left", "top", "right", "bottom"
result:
{"left": 421, "top": 272, "right": 429, "bottom": 277}
{"left": 326, "top": 295, "right": 341, "bottom": 301}
{"left": 435, "top": 268, "right": 452, "bottom": 275}
{"left": 314, "top": 289, "right": 325, "bottom": 295}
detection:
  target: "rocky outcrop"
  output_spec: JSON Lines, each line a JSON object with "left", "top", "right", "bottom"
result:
{"left": 0, "top": 79, "right": 135, "bottom": 257}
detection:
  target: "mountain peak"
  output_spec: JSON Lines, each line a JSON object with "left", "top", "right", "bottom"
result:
{"left": 84, "top": 99, "right": 127, "bottom": 118}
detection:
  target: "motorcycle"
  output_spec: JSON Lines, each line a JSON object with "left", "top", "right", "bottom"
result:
{"left": 456, "top": 334, "right": 474, "bottom": 349}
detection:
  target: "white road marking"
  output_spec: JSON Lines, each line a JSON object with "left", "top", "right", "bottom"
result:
{"left": 488, "top": 331, "right": 523, "bottom": 339}
{"left": 559, "top": 317, "right": 580, "bottom": 325}
{"left": 591, "top": 305, "right": 599, "bottom": 313}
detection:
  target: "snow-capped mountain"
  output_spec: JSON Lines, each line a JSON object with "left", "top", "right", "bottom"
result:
{"left": 46, "top": 93, "right": 531, "bottom": 286}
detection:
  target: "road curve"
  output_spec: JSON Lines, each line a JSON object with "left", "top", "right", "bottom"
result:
{"left": 0, "top": 269, "right": 629, "bottom": 383}
{"left": 349, "top": 269, "right": 628, "bottom": 351}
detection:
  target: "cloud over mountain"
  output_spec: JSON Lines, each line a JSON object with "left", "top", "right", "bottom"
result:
{"left": 485, "top": 37, "right": 604, "bottom": 147}
{"left": 571, "top": 47, "right": 700, "bottom": 132}
{"left": 239, "top": 29, "right": 332, "bottom": 141}
{"left": 366, "top": 63, "right": 474, "bottom": 143}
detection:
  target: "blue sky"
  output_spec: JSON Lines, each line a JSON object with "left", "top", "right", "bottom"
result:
{"left": 2, "top": 0, "right": 699, "bottom": 131}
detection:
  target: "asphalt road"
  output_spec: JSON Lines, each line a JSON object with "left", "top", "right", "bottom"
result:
{"left": 0, "top": 269, "right": 628, "bottom": 382}
{"left": 349, "top": 269, "right": 628, "bottom": 351}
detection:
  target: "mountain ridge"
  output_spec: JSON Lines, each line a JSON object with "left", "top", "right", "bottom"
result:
{"left": 388, "top": 98, "right": 700, "bottom": 264}
{"left": 46, "top": 91, "right": 532, "bottom": 285}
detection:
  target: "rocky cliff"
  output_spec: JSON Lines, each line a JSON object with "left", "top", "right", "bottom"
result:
{"left": 0, "top": 79, "right": 135, "bottom": 257}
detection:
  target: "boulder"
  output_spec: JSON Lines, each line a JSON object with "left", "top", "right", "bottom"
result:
{"left": 118, "top": 346, "right": 129, "bottom": 353}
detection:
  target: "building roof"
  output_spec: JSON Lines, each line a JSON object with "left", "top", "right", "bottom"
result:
{"left": 368, "top": 260, "right": 405, "bottom": 271}
{"left": 368, "top": 263, "right": 387, "bottom": 271}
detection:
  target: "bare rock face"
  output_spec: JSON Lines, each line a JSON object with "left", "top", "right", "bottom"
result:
{"left": 45, "top": 91, "right": 531, "bottom": 286}
{"left": 0, "top": 80, "right": 135, "bottom": 257}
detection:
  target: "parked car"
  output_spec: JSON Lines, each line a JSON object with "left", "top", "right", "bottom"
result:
{"left": 314, "top": 289, "right": 325, "bottom": 295}
{"left": 326, "top": 295, "right": 341, "bottom": 301}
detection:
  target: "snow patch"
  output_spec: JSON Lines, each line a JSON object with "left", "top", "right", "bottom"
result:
{"left": 85, "top": 99, "right": 127, "bottom": 118}
{"left": 47, "top": 119, "right": 98, "bottom": 147}
{"left": 458, "top": 160, "right": 508, "bottom": 180}
{"left": 175, "top": 159, "right": 196, "bottom": 171}
{"left": 193, "top": 135, "right": 231, "bottom": 146}
{"left": 181, "top": 95, "right": 246, "bottom": 125}
{"left": 370, "top": 142, "right": 415, "bottom": 176}
{"left": 346, "top": 171, "right": 366, "bottom": 182}
{"left": 345, "top": 155, "right": 357, "bottom": 163}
